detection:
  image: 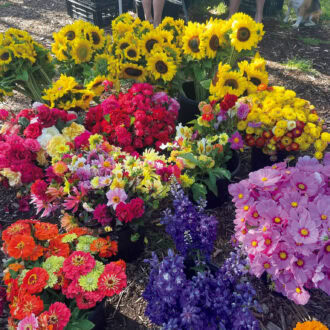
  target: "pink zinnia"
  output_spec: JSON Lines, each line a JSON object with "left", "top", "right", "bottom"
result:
{"left": 62, "top": 279, "right": 82, "bottom": 299}
{"left": 17, "top": 313, "right": 38, "bottom": 330}
{"left": 250, "top": 253, "right": 276, "bottom": 278}
{"left": 76, "top": 292, "right": 98, "bottom": 310}
{"left": 106, "top": 188, "right": 127, "bottom": 209}
{"left": 228, "top": 131, "right": 244, "bottom": 150}
{"left": 47, "top": 302, "right": 71, "bottom": 330}
{"left": 249, "top": 168, "right": 282, "bottom": 189}
{"left": 288, "top": 210, "right": 319, "bottom": 245}
{"left": 63, "top": 251, "right": 96, "bottom": 280}
{"left": 98, "top": 262, "right": 127, "bottom": 297}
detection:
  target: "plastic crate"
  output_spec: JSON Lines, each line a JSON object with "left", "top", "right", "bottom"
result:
{"left": 224, "top": 0, "right": 284, "bottom": 17}
{"left": 66, "top": 0, "right": 133, "bottom": 27}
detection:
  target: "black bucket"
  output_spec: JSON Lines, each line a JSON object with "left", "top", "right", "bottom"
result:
{"left": 250, "top": 147, "right": 289, "bottom": 172}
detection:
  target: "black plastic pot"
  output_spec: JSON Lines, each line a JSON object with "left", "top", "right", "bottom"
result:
{"left": 109, "top": 226, "right": 145, "bottom": 263}
{"left": 250, "top": 147, "right": 289, "bottom": 172}
{"left": 205, "top": 150, "right": 241, "bottom": 209}
{"left": 88, "top": 300, "right": 106, "bottom": 330}
{"left": 177, "top": 81, "right": 200, "bottom": 125}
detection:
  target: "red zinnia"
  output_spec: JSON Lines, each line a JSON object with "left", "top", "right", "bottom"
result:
{"left": 128, "top": 198, "right": 144, "bottom": 219}
{"left": 98, "top": 263, "right": 127, "bottom": 297}
{"left": 47, "top": 302, "right": 71, "bottom": 330}
{"left": 7, "top": 234, "right": 35, "bottom": 260}
{"left": 62, "top": 251, "right": 96, "bottom": 280}
{"left": 16, "top": 293, "right": 44, "bottom": 320}
{"left": 22, "top": 267, "right": 49, "bottom": 294}
{"left": 34, "top": 222, "right": 59, "bottom": 241}
{"left": 2, "top": 222, "right": 31, "bottom": 244}
{"left": 115, "top": 202, "right": 134, "bottom": 223}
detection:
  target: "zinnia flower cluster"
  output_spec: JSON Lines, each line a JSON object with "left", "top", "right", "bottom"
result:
{"left": 2, "top": 219, "right": 126, "bottom": 329}
{"left": 143, "top": 249, "right": 260, "bottom": 329}
{"left": 85, "top": 83, "right": 179, "bottom": 152}
{"left": 229, "top": 154, "right": 330, "bottom": 304}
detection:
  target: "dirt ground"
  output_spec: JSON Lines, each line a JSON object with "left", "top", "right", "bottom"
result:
{"left": 0, "top": 1, "right": 330, "bottom": 329}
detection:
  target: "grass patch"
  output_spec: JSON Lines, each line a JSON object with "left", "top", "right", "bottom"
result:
{"left": 284, "top": 57, "right": 318, "bottom": 75}
{"left": 298, "top": 36, "right": 330, "bottom": 46}
{"left": 0, "top": 1, "right": 11, "bottom": 8}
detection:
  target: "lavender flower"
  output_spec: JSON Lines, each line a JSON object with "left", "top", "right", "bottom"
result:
{"left": 237, "top": 103, "right": 250, "bottom": 120}
{"left": 161, "top": 185, "right": 218, "bottom": 259}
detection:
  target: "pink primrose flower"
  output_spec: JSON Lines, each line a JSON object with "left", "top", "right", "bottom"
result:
{"left": 256, "top": 199, "right": 287, "bottom": 228}
{"left": 279, "top": 190, "right": 308, "bottom": 213}
{"left": 260, "top": 230, "right": 280, "bottom": 255}
{"left": 318, "top": 242, "right": 330, "bottom": 268}
{"left": 290, "top": 172, "right": 321, "bottom": 197}
{"left": 229, "top": 182, "right": 252, "bottom": 207}
{"left": 248, "top": 168, "right": 282, "bottom": 189}
{"left": 309, "top": 196, "right": 330, "bottom": 228}
{"left": 272, "top": 243, "right": 295, "bottom": 270}
{"left": 249, "top": 253, "right": 276, "bottom": 278}
{"left": 285, "top": 280, "right": 310, "bottom": 305}
{"left": 291, "top": 254, "right": 317, "bottom": 284}
{"left": 243, "top": 231, "right": 264, "bottom": 254}
{"left": 296, "top": 155, "right": 323, "bottom": 173}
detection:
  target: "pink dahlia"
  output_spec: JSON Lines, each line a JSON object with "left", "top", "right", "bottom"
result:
{"left": 63, "top": 251, "right": 96, "bottom": 280}
{"left": 48, "top": 302, "right": 71, "bottom": 330}
{"left": 17, "top": 313, "right": 38, "bottom": 330}
{"left": 228, "top": 131, "right": 244, "bottom": 150}
{"left": 106, "top": 188, "right": 127, "bottom": 209}
{"left": 288, "top": 210, "right": 319, "bottom": 245}
{"left": 98, "top": 262, "right": 127, "bottom": 297}
{"left": 290, "top": 172, "right": 321, "bottom": 197}
{"left": 248, "top": 168, "right": 281, "bottom": 189}
{"left": 93, "top": 204, "right": 112, "bottom": 225}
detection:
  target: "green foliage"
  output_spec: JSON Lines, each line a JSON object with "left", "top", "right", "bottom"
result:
{"left": 283, "top": 57, "right": 318, "bottom": 75}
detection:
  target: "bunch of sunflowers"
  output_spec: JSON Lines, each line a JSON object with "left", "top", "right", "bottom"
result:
{"left": 237, "top": 85, "right": 330, "bottom": 158}
{"left": 0, "top": 28, "right": 55, "bottom": 102}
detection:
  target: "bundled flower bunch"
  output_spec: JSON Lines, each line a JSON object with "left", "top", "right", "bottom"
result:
{"left": 143, "top": 249, "right": 260, "bottom": 329}
{"left": 30, "top": 135, "right": 179, "bottom": 235}
{"left": 0, "top": 28, "right": 55, "bottom": 102}
{"left": 161, "top": 184, "right": 218, "bottom": 259}
{"left": 229, "top": 154, "right": 330, "bottom": 304}
{"left": 236, "top": 85, "right": 330, "bottom": 158}
{"left": 85, "top": 83, "right": 179, "bottom": 153}
{"left": 163, "top": 97, "right": 243, "bottom": 202}
{"left": 2, "top": 219, "right": 126, "bottom": 330}
{"left": 0, "top": 105, "right": 82, "bottom": 186}
{"left": 109, "top": 14, "right": 183, "bottom": 90}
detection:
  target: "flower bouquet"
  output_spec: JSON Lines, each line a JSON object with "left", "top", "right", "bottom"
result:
{"left": 0, "top": 104, "right": 81, "bottom": 187}
{"left": 236, "top": 85, "right": 329, "bottom": 162}
{"left": 2, "top": 219, "right": 126, "bottom": 330}
{"left": 229, "top": 154, "right": 330, "bottom": 304}
{"left": 163, "top": 95, "right": 243, "bottom": 204}
{"left": 85, "top": 83, "right": 179, "bottom": 153}
{"left": 30, "top": 134, "right": 179, "bottom": 259}
{"left": 0, "top": 28, "right": 55, "bottom": 102}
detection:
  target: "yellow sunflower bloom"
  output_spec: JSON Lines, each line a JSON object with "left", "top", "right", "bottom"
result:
{"left": 0, "top": 48, "right": 11, "bottom": 65}
{"left": 124, "top": 46, "right": 141, "bottom": 62}
{"left": 120, "top": 63, "right": 146, "bottom": 82}
{"left": 84, "top": 25, "right": 105, "bottom": 50}
{"left": 203, "top": 21, "right": 227, "bottom": 58}
{"left": 71, "top": 39, "right": 93, "bottom": 64}
{"left": 86, "top": 75, "right": 106, "bottom": 96}
{"left": 140, "top": 31, "right": 163, "bottom": 55}
{"left": 147, "top": 51, "right": 177, "bottom": 82}
{"left": 182, "top": 22, "right": 206, "bottom": 60}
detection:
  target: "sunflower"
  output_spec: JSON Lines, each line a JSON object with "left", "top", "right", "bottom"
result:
{"left": 157, "top": 29, "right": 174, "bottom": 45}
{"left": 203, "top": 21, "right": 227, "bottom": 59}
{"left": 124, "top": 46, "right": 141, "bottom": 62}
{"left": 75, "top": 90, "right": 95, "bottom": 110}
{"left": 86, "top": 75, "right": 106, "bottom": 96}
{"left": 0, "top": 47, "right": 11, "bottom": 65}
{"left": 210, "top": 70, "right": 248, "bottom": 100}
{"left": 140, "top": 31, "right": 163, "bottom": 55}
{"left": 251, "top": 52, "right": 266, "bottom": 71}
{"left": 182, "top": 22, "right": 206, "bottom": 60}
{"left": 147, "top": 51, "right": 177, "bottom": 82}
{"left": 120, "top": 63, "right": 146, "bottom": 82}
{"left": 71, "top": 39, "right": 93, "bottom": 64}
{"left": 209, "top": 62, "right": 231, "bottom": 96}
{"left": 112, "top": 21, "right": 133, "bottom": 41}
{"left": 5, "top": 28, "right": 33, "bottom": 43}
{"left": 230, "top": 14, "right": 260, "bottom": 52}
{"left": 107, "top": 56, "right": 121, "bottom": 81}
{"left": 59, "top": 24, "right": 80, "bottom": 43}
{"left": 84, "top": 25, "right": 105, "bottom": 50}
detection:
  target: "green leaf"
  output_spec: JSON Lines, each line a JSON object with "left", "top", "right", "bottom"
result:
{"left": 191, "top": 183, "right": 207, "bottom": 202}
{"left": 68, "top": 319, "right": 95, "bottom": 330}
{"left": 179, "top": 153, "right": 200, "bottom": 165}
{"left": 18, "top": 116, "right": 30, "bottom": 129}
{"left": 104, "top": 114, "right": 110, "bottom": 123}
{"left": 56, "top": 119, "right": 66, "bottom": 132}
{"left": 213, "top": 167, "right": 231, "bottom": 180}
{"left": 200, "top": 79, "right": 211, "bottom": 90}
{"left": 130, "top": 233, "right": 140, "bottom": 242}
{"left": 130, "top": 116, "right": 136, "bottom": 126}
{"left": 17, "top": 70, "right": 29, "bottom": 82}
{"left": 9, "top": 269, "right": 18, "bottom": 279}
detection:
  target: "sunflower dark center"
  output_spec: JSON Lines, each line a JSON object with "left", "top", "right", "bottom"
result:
{"left": 0, "top": 52, "right": 10, "bottom": 61}
{"left": 188, "top": 37, "right": 200, "bottom": 53}
{"left": 237, "top": 27, "right": 251, "bottom": 42}
{"left": 91, "top": 32, "right": 101, "bottom": 45}
{"left": 65, "top": 31, "right": 76, "bottom": 41}
{"left": 74, "top": 85, "right": 84, "bottom": 90}
{"left": 125, "top": 67, "right": 143, "bottom": 77}
{"left": 92, "top": 81, "right": 103, "bottom": 88}
{"left": 209, "top": 35, "right": 220, "bottom": 51}
{"left": 155, "top": 61, "right": 168, "bottom": 74}
{"left": 127, "top": 49, "right": 137, "bottom": 58}
{"left": 120, "top": 42, "right": 129, "bottom": 50}
{"left": 225, "top": 79, "right": 239, "bottom": 89}
{"left": 250, "top": 77, "right": 261, "bottom": 86}
{"left": 146, "top": 39, "right": 158, "bottom": 52}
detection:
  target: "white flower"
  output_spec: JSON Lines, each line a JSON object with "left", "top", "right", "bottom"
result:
{"left": 83, "top": 202, "right": 94, "bottom": 212}
{"left": 287, "top": 120, "right": 296, "bottom": 131}
{"left": 37, "top": 126, "right": 60, "bottom": 149}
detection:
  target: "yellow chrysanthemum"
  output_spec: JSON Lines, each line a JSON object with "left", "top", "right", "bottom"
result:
{"left": 230, "top": 14, "right": 260, "bottom": 52}
{"left": 120, "top": 63, "right": 146, "bottom": 82}
{"left": 86, "top": 75, "right": 106, "bottom": 96}
{"left": 71, "top": 39, "right": 93, "bottom": 64}
{"left": 147, "top": 51, "right": 177, "bottom": 82}
{"left": 182, "top": 22, "right": 206, "bottom": 60}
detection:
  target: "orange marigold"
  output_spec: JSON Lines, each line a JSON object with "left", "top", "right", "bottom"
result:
{"left": 34, "top": 222, "right": 59, "bottom": 240}
{"left": 294, "top": 321, "right": 328, "bottom": 330}
{"left": 7, "top": 234, "right": 36, "bottom": 260}
{"left": 2, "top": 222, "right": 31, "bottom": 244}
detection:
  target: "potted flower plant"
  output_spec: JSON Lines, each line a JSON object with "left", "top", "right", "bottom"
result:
{"left": 229, "top": 154, "right": 330, "bottom": 304}
{"left": 30, "top": 134, "right": 179, "bottom": 262}
{"left": 2, "top": 219, "right": 127, "bottom": 329}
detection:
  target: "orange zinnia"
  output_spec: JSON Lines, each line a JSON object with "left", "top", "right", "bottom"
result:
{"left": 34, "top": 222, "right": 59, "bottom": 240}
{"left": 28, "top": 244, "right": 44, "bottom": 261}
{"left": 45, "top": 238, "right": 70, "bottom": 258}
{"left": 7, "top": 234, "right": 36, "bottom": 260}
{"left": 22, "top": 267, "right": 49, "bottom": 294}
{"left": 15, "top": 293, "right": 44, "bottom": 320}
{"left": 2, "top": 222, "right": 31, "bottom": 244}
{"left": 99, "top": 240, "right": 118, "bottom": 258}
{"left": 68, "top": 227, "right": 90, "bottom": 237}
{"left": 90, "top": 238, "right": 108, "bottom": 253}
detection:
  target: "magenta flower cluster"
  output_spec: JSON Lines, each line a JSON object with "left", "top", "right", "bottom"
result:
{"left": 229, "top": 154, "right": 330, "bottom": 305}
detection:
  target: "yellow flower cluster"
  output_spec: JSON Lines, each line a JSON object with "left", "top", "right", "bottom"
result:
{"left": 237, "top": 86, "right": 329, "bottom": 158}
{"left": 42, "top": 74, "right": 95, "bottom": 110}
